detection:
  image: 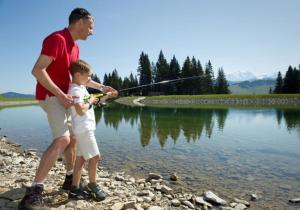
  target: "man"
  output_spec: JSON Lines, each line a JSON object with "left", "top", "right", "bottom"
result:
{"left": 19, "top": 8, "right": 113, "bottom": 210}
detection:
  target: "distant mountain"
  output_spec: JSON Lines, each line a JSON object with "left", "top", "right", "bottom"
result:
{"left": 0, "top": 92, "right": 35, "bottom": 98}
{"left": 226, "top": 71, "right": 276, "bottom": 82}
{"left": 227, "top": 71, "right": 257, "bottom": 82}
{"left": 229, "top": 79, "right": 276, "bottom": 94}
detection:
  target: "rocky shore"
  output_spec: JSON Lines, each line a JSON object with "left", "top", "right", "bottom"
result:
{"left": 0, "top": 137, "right": 299, "bottom": 210}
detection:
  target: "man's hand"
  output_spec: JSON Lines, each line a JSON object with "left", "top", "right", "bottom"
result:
{"left": 103, "top": 86, "right": 118, "bottom": 97}
{"left": 58, "top": 93, "right": 76, "bottom": 107}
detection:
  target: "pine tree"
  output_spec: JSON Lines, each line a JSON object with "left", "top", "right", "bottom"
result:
{"left": 274, "top": 71, "right": 283, "bottom": 93}
{"left": 122, "top": 77, "right": 130, "bottom": 96}
{"left": 204, "top": 60, "right": 214, "bottom": 94}
{"left": 181, "top": 56, "right": 192, "bottom": 94}
{"left": 155, "top": 50, "right": 170, "bottom": 93}
{"left": 151, "top": 62, "right": 157, "bottom": 84}
{"left": 168, "top": 55, "right": 181, "bottom": 94}
{"left": 196, "top": 60, "right": 204, "bottom": 94}
{"left": 128, "top": 73, "right": 138, "bottom": 95}
{"left": 296, "top": 65, "right": 300, "bottom": 93}
{"left": 215, "top": 67, "right": 230, "bottom": 94}
{"left": 292, "top": 67, "right": 300, "bottom": 93}
{"left": 103, "top": 73, "right": 108, "bottom": 85}
{"left": 137, "top": 52, "right": 152, "bottom": 95}
{"left": 111, "top": 69, "right": 121, "bottom": 91}
{"left": 190, "top": 57, "right": 199, "bottom": 94}
{"left": 269, "top": 87, "right": 273, "bottom": 94}
{"left": 283, "top": 66, "right": 294, "bottom": 93}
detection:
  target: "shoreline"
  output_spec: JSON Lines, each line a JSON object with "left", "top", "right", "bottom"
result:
{"left": 0, "top": 100, "right": 38, "bottom": 107}
{"left": 115, "top": 96, "right": 300, "bottom": 107}
{"left": 0, "top": 136, "right": 272, "bottom": 210}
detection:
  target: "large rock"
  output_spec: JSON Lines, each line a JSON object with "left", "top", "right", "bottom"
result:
{"left": 234, "top": 203, "right": 247, "bottom": 210}
{"left": 204, "top": 191, "right": 227, "bottom": 205}
{"left": 171, "top": 199, "right": 181, "bottom": 207}
{"left": 146, "top": 173, "right": 163, "bottom": 182}
{"left": 182, "top": 200, "right": 194, "bottom": 208}
{"left": 233, "top": 198, "right": 250, "bottom": 207}
{"left": 195, "top": 196, "right": 213, "bottom": 207}
{"left": 160, "top": 185, "right": 173, "bottom": 194}
{"left": 148, "top": 206, "right": 164, "bottom": 210}
{"left": 111, "top": 202, "right": 124, "bottom": 210}
{"left": 0, "top": 188, "right": 26, "bottom": 200}
{"left": 289, "top": 198, "right": 300, "bottom": 203}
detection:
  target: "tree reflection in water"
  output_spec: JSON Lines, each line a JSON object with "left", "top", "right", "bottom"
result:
{"left": 94, "top": 104, "right": 230, "bottom": 148}
{"left": 276, "top": 108, "right": 300, "bottom": 133}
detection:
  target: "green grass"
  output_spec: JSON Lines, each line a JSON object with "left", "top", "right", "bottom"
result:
{"left": 145, "top": 103, "right": 300, "bottom": 109}
{"left": 114, "top": 96, "right": 141, "bottom": 106}
{"left": 115, "top": 94, "right": 300, "bottom": 108}
{"left": 0, "top": 95, "right": 35, "bottom": 101}
{"left": 0, "top": 96, "right": 37, "bottom": 108}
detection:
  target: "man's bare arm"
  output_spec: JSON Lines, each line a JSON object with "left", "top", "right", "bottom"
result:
{"left": 85, "top": 79, "right": 105, "bottom": 91}
{"left": 86, "top": 80, "right": 118, "bottom": 96}
{"left": 32, "top": 55, "right": 73, "bottom": 106}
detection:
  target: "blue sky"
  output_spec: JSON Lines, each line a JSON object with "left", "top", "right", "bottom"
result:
{"left": 0, "top": 0, "right": 299, "bottom": 94}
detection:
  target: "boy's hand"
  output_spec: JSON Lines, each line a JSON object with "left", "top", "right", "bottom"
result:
{"left": 89, "top": 94, "right": 99, "bottom": 105}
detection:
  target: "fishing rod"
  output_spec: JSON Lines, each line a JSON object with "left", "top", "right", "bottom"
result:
{"left": 118, "top": 75, "right": 204, "bottom": 92}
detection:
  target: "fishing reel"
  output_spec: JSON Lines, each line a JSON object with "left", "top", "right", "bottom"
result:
{"left": 84, "top": 91, "right": 118, "bottom": 108}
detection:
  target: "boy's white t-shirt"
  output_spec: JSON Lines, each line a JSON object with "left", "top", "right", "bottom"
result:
{"left": 68, "top": 83, "right": 96, "bottom": 135}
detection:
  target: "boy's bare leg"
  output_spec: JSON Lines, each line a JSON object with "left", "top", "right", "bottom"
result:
{"left": 73, "top": 156, "right": 85, "bottom": 187}
{"left": 88, "top": 155, "right": 100, "bottom": 183}
{"left": 64, "top": 136, "right": 76, "bottom": 172}
{"left": 34, "top": 136, "right": 70, "bottom": 183}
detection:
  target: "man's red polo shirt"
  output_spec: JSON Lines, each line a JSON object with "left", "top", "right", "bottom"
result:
{"left": 35, "top": 28, "right": 79, "bottom": 100}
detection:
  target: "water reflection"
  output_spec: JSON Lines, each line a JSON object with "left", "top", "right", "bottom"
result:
{"left": 95, "top": 104, "right": 229, "bottom": 148}
{"left": 276, "top": 108, "right": 300, "bottom": 132}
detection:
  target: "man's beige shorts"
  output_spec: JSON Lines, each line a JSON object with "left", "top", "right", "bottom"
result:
{"left": 39, "top": 96, "right": 73, "bottom": 140}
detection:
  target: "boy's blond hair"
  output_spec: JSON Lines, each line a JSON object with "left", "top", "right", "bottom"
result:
{"left": 70, "top": 59, "right": 91, "bottom": 76}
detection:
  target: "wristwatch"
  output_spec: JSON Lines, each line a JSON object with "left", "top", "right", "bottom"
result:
{"left": 99, "top": 84, "right": 105, "bottom": 92}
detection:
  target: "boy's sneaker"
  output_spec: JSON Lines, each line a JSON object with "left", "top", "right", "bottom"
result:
{"left": 62, "top": 174, "right": 85, "bottom": 190}
{"left": 85, "top": 183, "right": 106, "bottom": 202}
{"left": 18, "top": 184, "right": 44, "bottom": 210}
{"left": 68, "top": 186, "right": 90, "bottom": 200}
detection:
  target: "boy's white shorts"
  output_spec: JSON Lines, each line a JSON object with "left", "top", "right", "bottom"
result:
{"left": 75, "top": 130, "right": 100, "bottom": 160}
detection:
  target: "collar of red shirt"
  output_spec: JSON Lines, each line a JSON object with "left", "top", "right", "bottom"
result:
{"left": 63, "top": 28, "right": 75, "bottom": 47}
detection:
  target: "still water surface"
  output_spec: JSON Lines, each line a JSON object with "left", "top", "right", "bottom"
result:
{"left": 0, "top": 104, "right": 299, "bottom": 209}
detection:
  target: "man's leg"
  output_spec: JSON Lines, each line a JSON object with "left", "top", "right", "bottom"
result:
{"left": 19, "top": 97, "right": 73, "bottom": 209}
{"left": 18, "top": 136, "right": 70, "bottom": 209}
{"left": 72, "top": 156, "right": 85, "bottom": 187}
{"left": 34, "top": 136, "right": 70, "bottom": 183}
{"left": 64, "top": 135, "right": 76, "bottom": 172}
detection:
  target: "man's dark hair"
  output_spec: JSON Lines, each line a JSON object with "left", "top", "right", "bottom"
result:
{"left": 69, "top": 8, "right": 92, "bottom": 25}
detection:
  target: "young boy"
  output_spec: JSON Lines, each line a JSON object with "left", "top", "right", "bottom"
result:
{"left": 67, "top": 60, "right": 117, "bottom": 201}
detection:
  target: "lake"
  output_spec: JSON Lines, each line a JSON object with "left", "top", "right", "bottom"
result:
{"left": 0, "top": 103, "right": 299, "bottom": 209}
